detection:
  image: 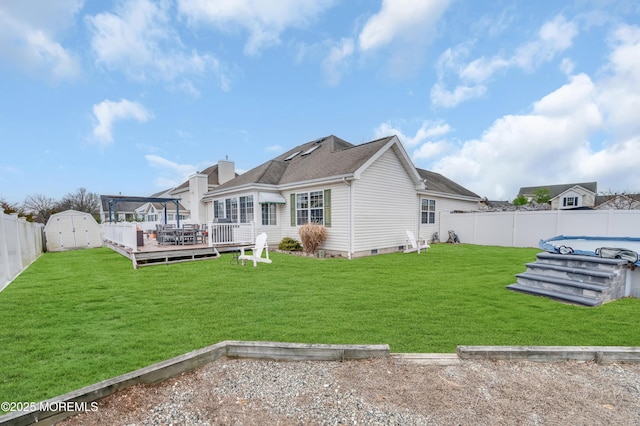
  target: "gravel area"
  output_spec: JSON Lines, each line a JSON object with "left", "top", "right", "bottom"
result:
{"left": 61, "top": 357, "right": 640, "bottom": 425}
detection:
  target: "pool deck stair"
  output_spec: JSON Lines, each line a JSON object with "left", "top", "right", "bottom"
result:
{"left": 507, "top": 252, "right": 629, "bottom": 306}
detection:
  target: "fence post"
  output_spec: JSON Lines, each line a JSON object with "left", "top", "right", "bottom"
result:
{"left": 0, "top": 209, "right": 10, "bottom": 289}
{"left": 11, "top": 214, "right": 24, "bottom": 274}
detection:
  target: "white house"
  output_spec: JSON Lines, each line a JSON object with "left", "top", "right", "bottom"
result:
{"left": 200, "top": 135, "right": 481, "bottom": 258}
{"left": 518, "top": 182, "right": 598, "bottom": 210}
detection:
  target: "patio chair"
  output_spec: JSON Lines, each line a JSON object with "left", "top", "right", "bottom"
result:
{"left": 238, "top": 232, "right": 272, "bottom": 267}
{"left": 404, "top": 230, "right": 430, "bottom": 254}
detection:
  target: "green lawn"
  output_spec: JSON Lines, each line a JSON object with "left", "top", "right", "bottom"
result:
{"left": 2, "top": 244, "right": 639, "bottom": 405}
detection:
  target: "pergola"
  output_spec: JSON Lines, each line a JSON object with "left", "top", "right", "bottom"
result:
{"left": 103, "top": 195, "right": 183, "bottom": 227}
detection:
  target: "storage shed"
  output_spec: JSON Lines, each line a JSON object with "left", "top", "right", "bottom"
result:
{"left": 44, "top": 210, "right": 103, "bottom": 252}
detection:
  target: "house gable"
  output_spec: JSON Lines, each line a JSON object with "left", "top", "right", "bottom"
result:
{"left": 550, "top": 185, "right": 596, "bottom": 209}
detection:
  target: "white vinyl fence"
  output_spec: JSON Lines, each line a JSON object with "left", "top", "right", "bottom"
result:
{"left": 439, "top": 209, "right": 640, "bottom": 248}
{"left": 0, "top": 210, "right": 45, "bottom": 291}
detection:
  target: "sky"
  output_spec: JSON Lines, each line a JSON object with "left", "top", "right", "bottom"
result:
{"left": 1, "top": 0, "right": 640, "bottom": 205}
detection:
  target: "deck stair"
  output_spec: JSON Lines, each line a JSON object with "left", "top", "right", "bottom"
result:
{"left": 507, "top": 252, "right": 629, "bottom": 306}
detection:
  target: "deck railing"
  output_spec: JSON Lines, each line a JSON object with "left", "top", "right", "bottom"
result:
{"left": 102, "top": 222, "right": 256, "bottom": 251}
{"left": 205, "top": 222, "right": 255, "bottom": 247}
{"left": 101, "top": 222, "right": 139, "bottom": 251}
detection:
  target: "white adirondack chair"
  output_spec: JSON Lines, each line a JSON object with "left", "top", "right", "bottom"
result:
{"left": 238, "top": 232, "right": 272, "bottom": 267}
{"left": 404, "top": 230, "right": 430, "bottom": 254}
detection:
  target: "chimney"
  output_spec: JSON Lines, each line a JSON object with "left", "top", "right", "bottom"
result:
{"left": 218, "top": 160, "right": 235, "bottom": 185}
{"left": 189, "top": 172, "right": 208, "bottom": 224}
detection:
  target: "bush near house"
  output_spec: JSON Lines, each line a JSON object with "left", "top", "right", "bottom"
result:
{"left": 298, "top": 223, "right": 327, "bottom": 254}
{"left": 278, "top": 237, "right": 303, "bottom": 251}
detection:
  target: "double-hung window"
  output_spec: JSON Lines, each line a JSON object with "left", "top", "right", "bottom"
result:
{"left": 239, "top": 196, "right": 254, "bottom": 223}
{"left": 296, "top": 191, "right": 323, "bottom": 225}
{"left": 421, "top": 199, "right": 436, "bottom": 224}
{"left": 291, "top": 190, "right": 331, "bottom": 226}
{"left": 563, "top": 197, "right": 578, "bottom": 207}
{"left": 261, "top": 204, "right": 277, "bottom": 225}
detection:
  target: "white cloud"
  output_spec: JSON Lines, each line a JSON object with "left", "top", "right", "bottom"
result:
{"left": 513, "top": 15, "right": 578, "bottom": 71}
{"left": 596, "top": 24, "right": 640, "bottom": 140}
{"left": 321, "top": 38, "right": 354, "bottom": 86}
{"left": 86, "top": 0, "right": 229, "bottom": 91}
{"left": 432, "top": 15, "right": 579, "bottom": 108}
{"left": 0, "top": 0, "right": 82, "bottom": 80}
{"left": 266, "top": 145, "right": 284, "bottom": 152}
{"left": 92, "top": 99, "right": 153, "bottom": 145}
{"left": 177, "top": 0, "right": 334, "bottom": 56}
{"left": 413, "top": 140, "right": 451, "bottom": 161}
{"left": 358, "top": 0, "right": 451, "bottom": 52}
{"left": 374, "top": 120, "right": 453, "bottom": 162}
{"left": 145, "top": 154, "right": 198, "bottom": 189}
{"left": 430, "top": 83, "right": 487, "bottom": 108}
{"left": 420, "top": 24, "right": 640, "bottom": 200}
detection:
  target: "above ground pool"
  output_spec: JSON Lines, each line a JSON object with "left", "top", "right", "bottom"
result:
{"left": 539, "top": 235, "right": 640, "bottom": 266}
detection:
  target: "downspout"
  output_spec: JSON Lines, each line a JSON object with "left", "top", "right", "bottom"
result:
{"left": 343, "top": 177, "right": 353, "bottom": 259}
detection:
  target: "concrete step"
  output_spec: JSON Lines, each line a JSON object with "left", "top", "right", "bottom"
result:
{"left": 506, "top": 283, "right": 602, "bottom": 306}
{"left": 515, "top": 272, "right": 608, "bottom": 293}
{"left": 525, "top": 262, "right": 616, "bottom": 280}
{"left": 536, "top": 252, "right": 628, "bottom": 268}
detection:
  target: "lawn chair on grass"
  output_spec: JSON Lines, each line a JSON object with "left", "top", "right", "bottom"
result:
{"left": 404, "top": 230, "right": 430, "bottom": 254}
{"left": 238, "top": 232, "right": 272, "bottom": 267}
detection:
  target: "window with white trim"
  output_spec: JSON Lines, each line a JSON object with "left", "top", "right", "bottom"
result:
{"left": 296, "top": 191, "right": 324, "bottom": 225}
{"left": 239, "top": 196, "right": 254, "bottom": 223}
{"left": 213, "top": 200, "right": 224, "bottom": 220}
{"left": 421, "top": 198, "right": 436, "bottom": 224}
{"left": 261, "top": 204, "right": 277, "bottom": 225}
{"left": 214, "top": 195, "right": 254, "bottom": 223}
{"left": 563, "top": 196, "right": 578, "bottom": 207}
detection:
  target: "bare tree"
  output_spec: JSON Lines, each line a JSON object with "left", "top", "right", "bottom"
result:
{"left": 0, "top": 197, "right": 33, "bottom": 220}
{"left": 596, "top": 190, "right": 640, "bottom": 210}
{"left": 56, "top": 188, "right": 101, "bottom": 217}
{"left": 23, "top": 193, "right": 58, "bottom": 224}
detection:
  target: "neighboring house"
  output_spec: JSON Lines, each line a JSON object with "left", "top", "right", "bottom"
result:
{"left": 99, "top": 194, "right": 189, "bottom": 227}
{"left": 595, "top": 194, "right": 640, "bottom": 210}
{"left": 518, "top": 182, "right": 598, "bottom": 210}
{"left": 201, "top": 135, "right": 481, "bottom": 258}
{"left": 99, "top": 160, "right": 237, "bottom": 229}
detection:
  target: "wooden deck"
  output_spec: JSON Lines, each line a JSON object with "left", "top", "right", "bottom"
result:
{"left": 104, "top": 237, "right": 245, "bottom": 268}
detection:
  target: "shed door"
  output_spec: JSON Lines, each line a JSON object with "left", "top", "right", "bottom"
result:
{"left": 56, "top": 216, "right": 77, "bottom": 249}
{"left": 73, "top": 216, "right": 92, "bottom": 247}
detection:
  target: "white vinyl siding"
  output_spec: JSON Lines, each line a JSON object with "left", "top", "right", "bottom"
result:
{"left": 351, "top": 150, "right": 417, "bottom": 253}
{"left": 281, "top": 184, "right": 348, "bottom": 252}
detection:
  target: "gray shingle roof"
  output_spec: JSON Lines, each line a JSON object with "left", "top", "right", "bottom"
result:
{"left": 518, "top": 182, "right": 597, "bottom": 198}
{"left": 172, "top": 163, "right": 237, "bottom": 192}
{"left": 212, "top": 135, "right": 394, "bottom": 191}
{"left": 416, "top": 169, "right": 480, "bottom": 199}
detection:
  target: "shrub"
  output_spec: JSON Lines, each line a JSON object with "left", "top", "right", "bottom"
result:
{"left": 298, "top": 223, "right": 327, "bottom": 254}
{"left": 278, "top": 237, "right": 302, "bottom": 251}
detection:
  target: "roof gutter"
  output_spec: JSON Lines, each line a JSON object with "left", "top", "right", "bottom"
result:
{"left": 417, "top": 190, "right": 482, "bottom": 202}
